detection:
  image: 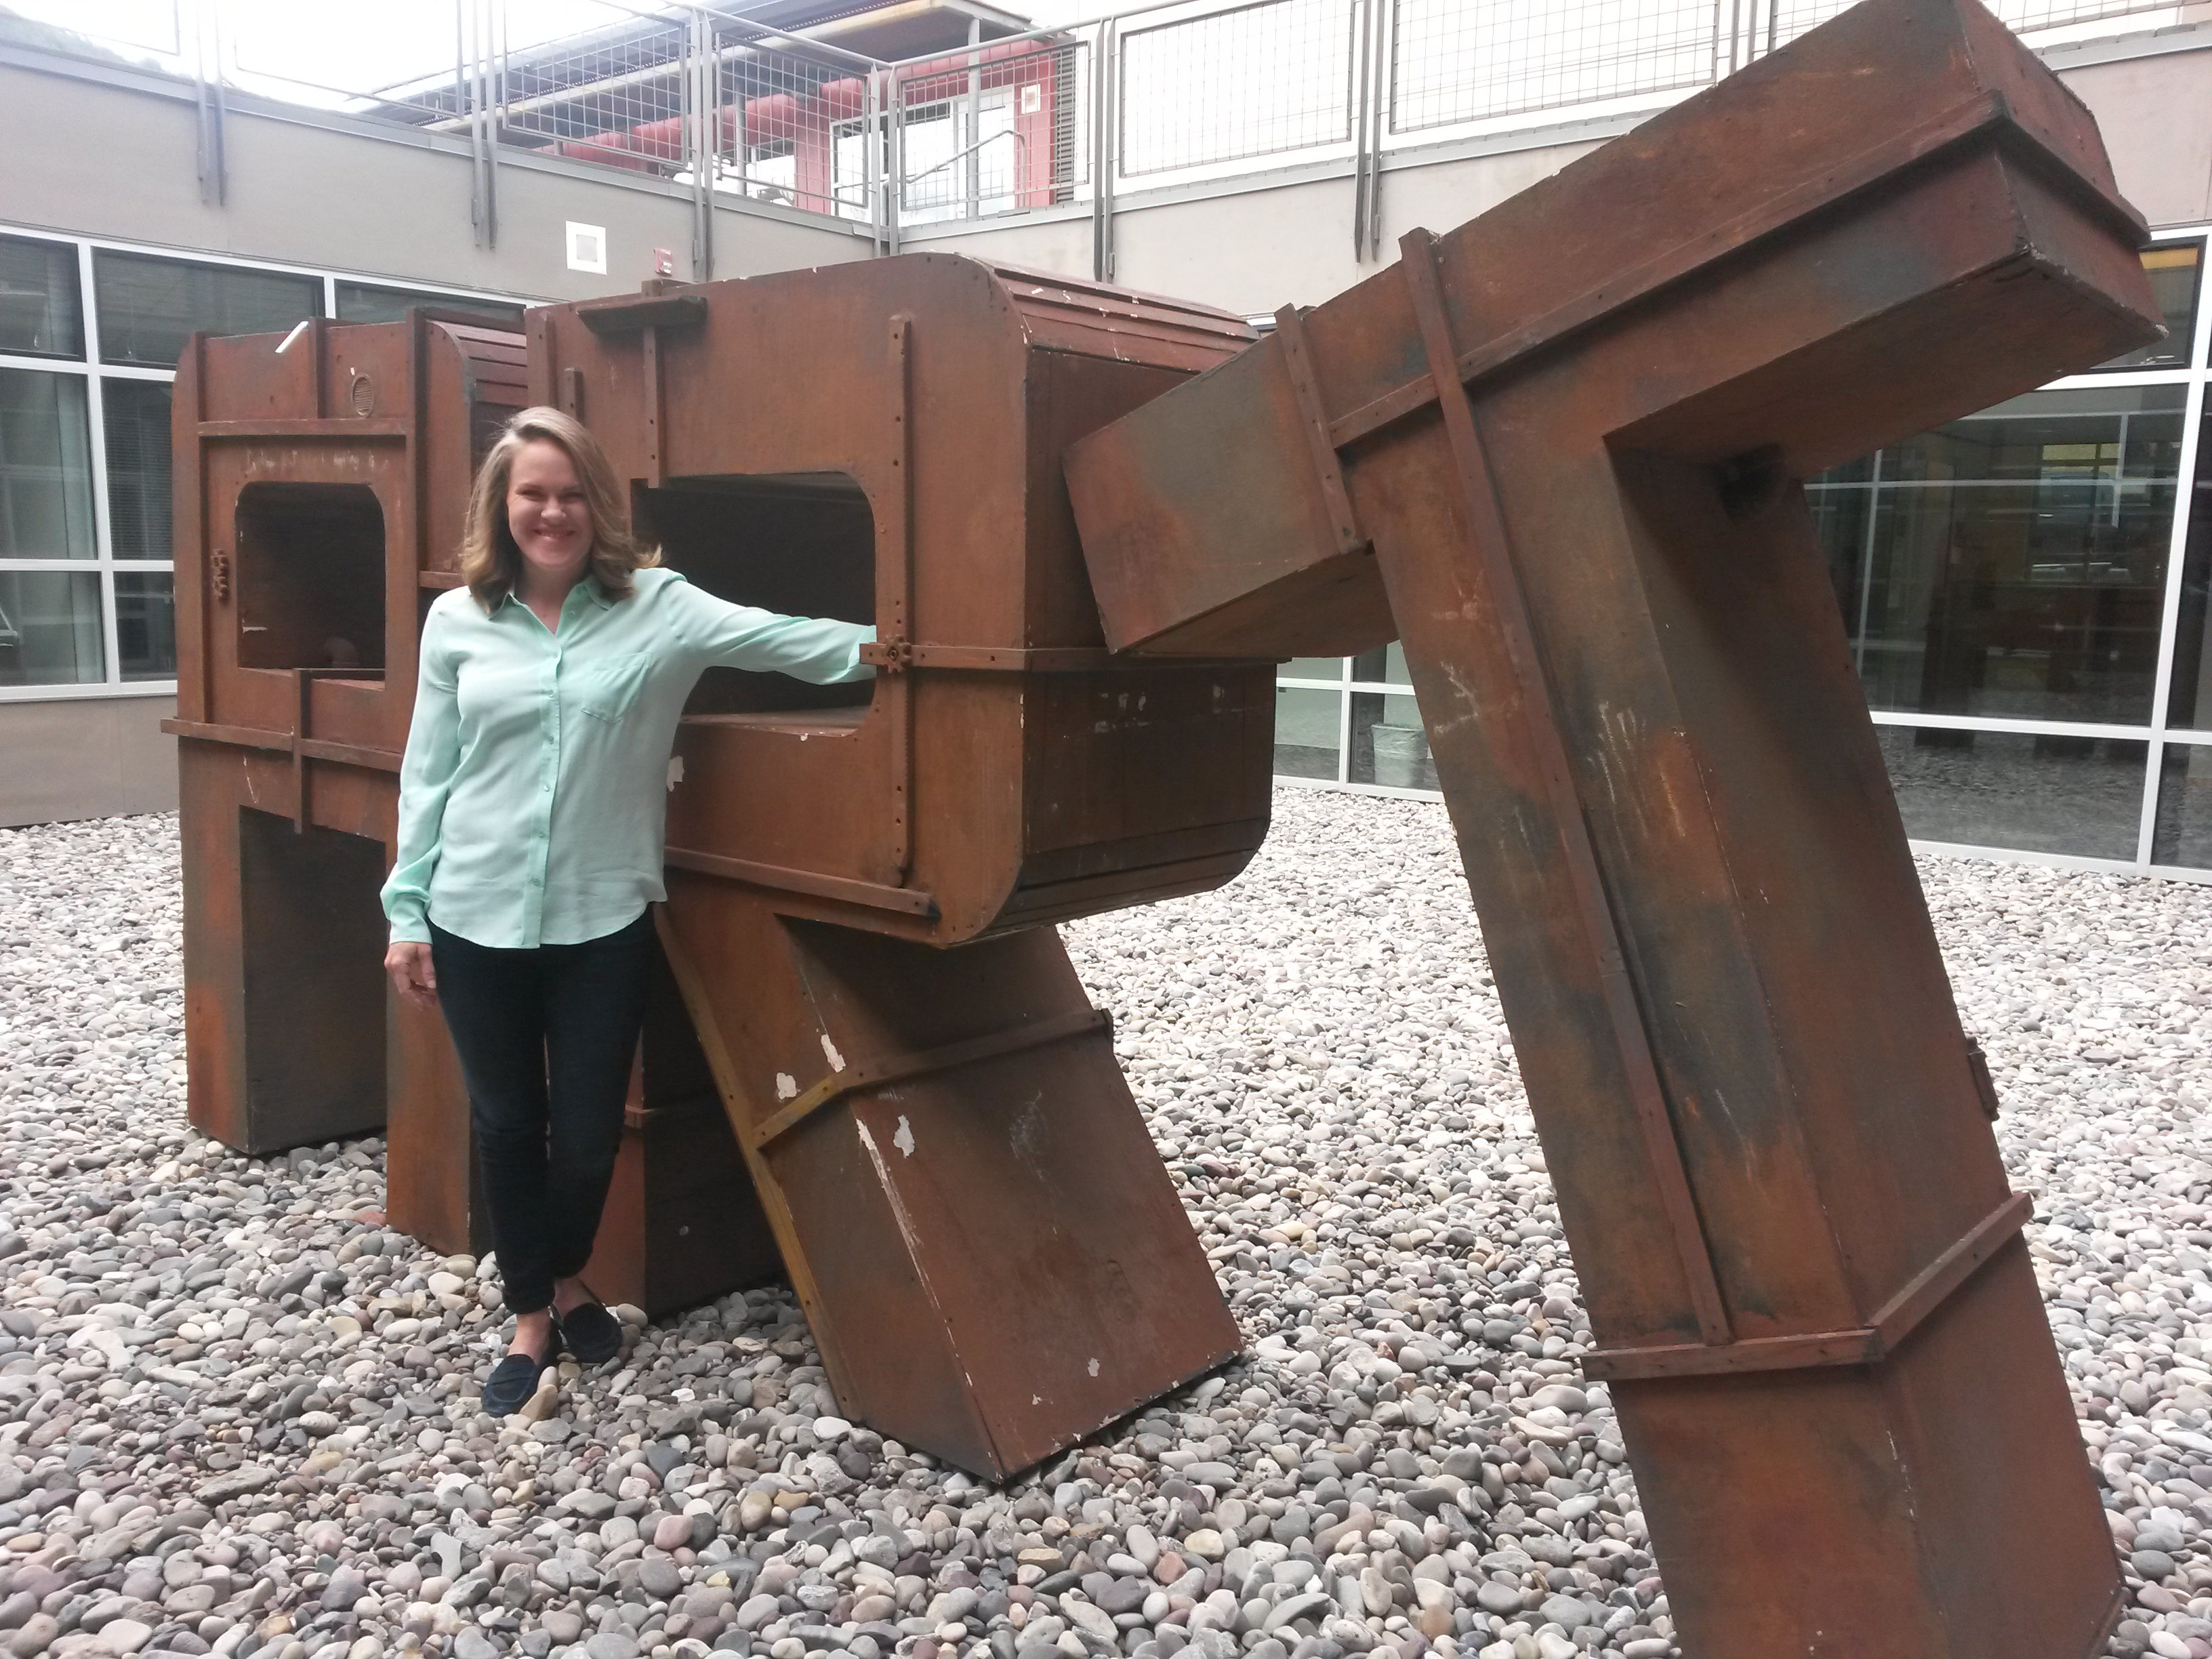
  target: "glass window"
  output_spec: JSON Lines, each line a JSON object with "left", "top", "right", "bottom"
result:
{"left": 0, "top": 369, "right": 96, "bottom": 559}
{"left": 0, "top": 570, "right": 104, "bottom": 687}
{"left": 2097, "top": 242, "right": 2201, "bottom": 373}
{"left": 115, "top": 571, "right": 175, "bottom": 681}
{"left": 1274, "top": 685, "right": 1340, "bottom": 780}
{"left": 0, "top": 235, "right": 83, "bottom": 359}
{"left": 333, "top": 282, "right": 526, "bottom": 332}
{"left": 1349, "top": 689, "right": 1435, "bottom": 790}
{"left": 1877, "top": 726, "right": 2144, "bottom": 861}
{"left": 93, "top": 250, "right": 319, "bottom": 369}
{"left": 1809, "top": 384, "right": 2184, "bottom": 727}
{"left": 1281, "top": 656, "right": 1345, "bottom": 681}
{"left": 102, "top": 378, "right": 173, "bottom": 561}
{"left": 2163, "top": 388, "right": 2212, "bottom": 733}
{"left": 2153, "top": 743, "right": 2212, "bottom": 870}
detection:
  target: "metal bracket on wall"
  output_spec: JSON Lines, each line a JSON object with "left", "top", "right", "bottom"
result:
{"left": 466, "top": 0, "right": 501, "bottom": 250}
{"left": 193, "top": 7, "right": 226, "bottom": 207}
{"left": 1092, "top": 18, "right": 1116, "bottom": 283}
{"left": 1348, "top": 0, "right": 1378, "bottom": 260}
{"left": 689, "top": 7, "right": 715, "bottom": 281}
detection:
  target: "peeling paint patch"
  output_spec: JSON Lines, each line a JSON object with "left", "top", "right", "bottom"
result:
{"left": 821, "top": 1033, "right": 846, "bottom": 1071}
{"left": 775, "top": 1073, "right": 798, "bottom": 1101}
{"left": 666, "top": 755, "right": 684, "bottom": 790}
{"left": 893, "top": 1115, "right": 916, "bottom": 1157}
{"left": 1088, "top": 1357, "right": 1100, "bottom": 1377}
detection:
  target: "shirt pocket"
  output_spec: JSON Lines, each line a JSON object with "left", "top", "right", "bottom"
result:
{"left": 574, "top": 652, "right": 652, "bottom": 722}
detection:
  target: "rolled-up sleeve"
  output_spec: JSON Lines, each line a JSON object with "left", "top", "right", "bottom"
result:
{"left": 667, "top": 573, "right": 875, "bottom": 683}
{"left": 380, "top": 611, "right": 464, "bottom": 944}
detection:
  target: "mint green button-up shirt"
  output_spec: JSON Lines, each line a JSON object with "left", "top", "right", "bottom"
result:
{"left": 380, "top": 567, "right": 873, "bottom": 949}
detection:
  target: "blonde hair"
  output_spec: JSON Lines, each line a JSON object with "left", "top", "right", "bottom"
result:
{"left": 460, "top": 406, "right": 659, "bottom": 609}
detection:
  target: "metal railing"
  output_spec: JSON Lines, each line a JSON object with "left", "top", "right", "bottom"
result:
{"left": 1390, "top": 0, "right": 1717, "bottom": 134}
{"left": 895, "top": 36, "right": 1091, "bottom": 224}
{"left": 9, "top": 0, "right": 2202, "bottom": 261}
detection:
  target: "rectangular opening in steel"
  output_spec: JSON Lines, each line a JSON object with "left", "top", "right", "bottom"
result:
{"left": 237, "top": 807, "right": 388, "bottom": 1150}
{"left": 636, "top": 474, "right": 875, "bottom": 721}
{"left": 234, "top": 482, "right": 386, "bottom": 673}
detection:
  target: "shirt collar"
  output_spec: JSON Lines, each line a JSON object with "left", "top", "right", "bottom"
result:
{"left": 497, "top": 573, "right": 617, "bottom": 614}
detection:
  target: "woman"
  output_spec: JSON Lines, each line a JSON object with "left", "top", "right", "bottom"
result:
{"left": 380, "top": 407, "right": 872, "bottom": 1415}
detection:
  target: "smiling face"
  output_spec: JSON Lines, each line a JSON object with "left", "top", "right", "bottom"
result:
{"left": 506, "top": 438, "right": 593, "bottom": 594}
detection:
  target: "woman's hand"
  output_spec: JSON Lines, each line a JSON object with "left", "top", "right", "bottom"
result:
{"left": 385, "top": 942, "right": 438, "bottom": 1010}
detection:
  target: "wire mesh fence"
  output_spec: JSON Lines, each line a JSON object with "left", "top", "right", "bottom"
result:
{"left": 13, "top": 0, "right": 2208, "bottom": 235}
{"left": 495, "top": 1, "right": 691, "bottom": 178}
{"left": 1117, "top": 0, "right": 1357, "bottom": 178}
{"left": 714, "top": 20, "right": 881, "bottom": 220}
{"left": 896, "top": 39, "right": 1090, "bottom": 223}
{"left": 1390, "top": 0, "right": 1716, "bottom": 135}
{"left": 1761, "top": 0, "right": 2185, "bottom": 53}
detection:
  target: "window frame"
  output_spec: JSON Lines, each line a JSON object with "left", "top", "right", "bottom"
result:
{"left": 0, "top": 225, "right": 531, "bottom": 705}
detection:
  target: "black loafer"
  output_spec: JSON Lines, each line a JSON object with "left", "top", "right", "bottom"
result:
{"left": 483, "top": 1329, "right": 560, "bottom": 1416}
{"left": 553, "top": 1291, "right": 623, "bottom": 1366}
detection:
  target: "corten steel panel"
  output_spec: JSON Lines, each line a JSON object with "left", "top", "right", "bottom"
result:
{"left": 655, "top": 876, "right": 1242, "bottom": 1479}
{"left": 518, "top": 258, "right": 1267, "bottom": 1467}
{"left": 526, "top": 258, "right": 1275, "bottom": 945}
{"left": 1065, "top": 1, "right": 2155, "bottom": 1652}
{"left": 167, "top": 316, "right": 775, "bottom": 1315}
{"left": 581, "top": 935, "right": 783, "bottom": 1319}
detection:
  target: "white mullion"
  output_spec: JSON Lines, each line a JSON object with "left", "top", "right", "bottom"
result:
{"left": 1860, "top": 710, "right": 2158, "bottom": 741}
{"left": 77, "top": 239, "right": 123, "bottom": 687}
{"left": 323, "top": 273, "right": 339, "bottom": 323}
{"left": 73, "top": 363, "right": 174, "bottom": 382}
{"left": 1336, "top": 669, "right": 1353, "bottom": 784}
{"left": 2135, "top": 372, "right": 2201, "bottom": 863}
{"left": 0, "top": 681, "right": 176, "bottom": 705}
{"left": 0, "top": 353, "right": 91, "bottom": 377}
{"left": 2135, "top": 236, "right": 2212, "bottom": 865}
{"left": 2042, "top": 367, "right": 2193, "bottom": 392}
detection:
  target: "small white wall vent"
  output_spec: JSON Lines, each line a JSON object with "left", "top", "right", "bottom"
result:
{"left": 566, "top": 222, "right": 607, "bottom": 274}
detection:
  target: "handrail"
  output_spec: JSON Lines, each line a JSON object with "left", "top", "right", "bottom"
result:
{"left": 900, "top": 125, "right": 1027, "bottom": 188}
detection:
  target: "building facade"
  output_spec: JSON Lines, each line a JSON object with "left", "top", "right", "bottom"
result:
{"left": 4, "top": 0, "right": 2212, "bottom": 883}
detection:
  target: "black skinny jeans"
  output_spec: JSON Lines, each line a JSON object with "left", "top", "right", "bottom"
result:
{"left": 428, "top": 911, "right": 653, "bottom": 1316}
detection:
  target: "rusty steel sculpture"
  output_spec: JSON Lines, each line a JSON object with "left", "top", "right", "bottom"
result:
{"left": 1068, "top": 1, "right": 2159, "bottom": 1654}
{"left": 168, "top": 0, "right": 2163, "bottom": 1649}
{"left": 168, "top": 273, "right": 1269, "bottom": 1475}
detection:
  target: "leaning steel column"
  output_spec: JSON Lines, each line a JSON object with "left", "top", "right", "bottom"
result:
{"left": 1066, "top": 2, "right": 2163, "bottom": 1651}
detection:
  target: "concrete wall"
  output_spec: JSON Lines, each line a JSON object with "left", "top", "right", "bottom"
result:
{"left": 0, "top": 55, "right": 868, "bottom": 299}
{"left": 898, "top": 140, "right": 1614, "bottom": 314}
{"left": 2060, "top": 45, "right": 2212, "bottom": 230}
{"left": 903, "top": 45, "right": 2212, "bottom": 315}
{"left": 0, "top": 696, "right": 177, "bottom": 827}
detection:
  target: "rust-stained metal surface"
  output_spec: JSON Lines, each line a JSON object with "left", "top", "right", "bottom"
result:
{"left": 1067, "top": 0, "right": 2158, "bottom": 1652}
{"left": 167, "top": 310, "right": 527, "bottom": 1226}
{"left": 521, "top": 258, "right": 1267, "bottom": 1474}
{"left": 526, "top": 259, "right": 1275, "bottom": 945}
{"left": 171, "top": 269, "right": 1270, "bottom": 1474}
{"left": 163, "top": 312, "right": 775, "bottom": 1317}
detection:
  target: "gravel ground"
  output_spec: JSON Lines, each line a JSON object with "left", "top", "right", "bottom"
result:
{"left": 1, "top": 790, "right": 2209, "bottom": 1659}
